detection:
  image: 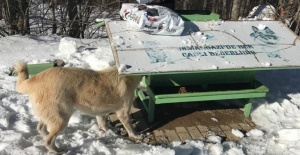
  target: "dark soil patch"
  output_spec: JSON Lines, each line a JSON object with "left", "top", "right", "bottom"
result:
{"left": 142, "top": 100, "right": 248, "bottom": 131}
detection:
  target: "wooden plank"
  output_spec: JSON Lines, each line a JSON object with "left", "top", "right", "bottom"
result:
{"left": 175, "top": 127, "right": 192, "bottom": 141}
{"left": 222, "top": 130, "right": 241, "bottom": 141}
{"left": 165, "top": 130, "right": 181, "bottom": 142}
{"left": 197, "top": 125, "right": 209, "bottom": 132}
{"left": 244, "top": 119, "right": 256, "bottom": 127}
{"left": 219, "top": 125, "right": 231, "bottom": 130}
{"left": 229, "top": 123, "right": 243, "bottom": 130}
{"left": 154, "top": 130, "right": 164, "bottom": 136}
{"left": 220, "top": 125, "right": 241, "bottom": 141}
{"left": 209, "top": 126, "right": 226, "bottom": 137}
{"left": 239, "top": 122, "right": 252, "bottom": 132}
{"left": 187, "top": 126, "right": 204, "bottom": 139}
{"left": 197, "top": 125, "right": 209, "bottom": 138}
{"left": 176, "top": 126, "right": 188, "bottom": 133}
{"left": 144, "top": 134, "right": 156, "bottom": 145}
{"left": 153, "top": 130, "right": 169, "bottom": 144}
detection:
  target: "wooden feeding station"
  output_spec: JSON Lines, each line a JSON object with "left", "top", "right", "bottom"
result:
{"left": 106, "top": 14, "right": 300, "bottom": 122}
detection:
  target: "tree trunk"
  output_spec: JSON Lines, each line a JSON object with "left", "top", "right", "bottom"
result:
{"left": 239, "top": 0, "right": 247, "bottom": 18}
{"left": 50, "top": 0, "right": 57, "bottom": 34}
{"left": 0, "top": 0, "right": 3, "bottom": 19}
{"left": 244, "top": 0, "right": 251, "bottom": 17}
{"left": 231, "top": 0, "right": 241, "bottom": 20}
{"left": 295, "top": 20, "right": 300, "bottom": 35}
{"left": 15, "top": 0, "right": 28, "bottom": 35}
{"left": 211, "top": 0, "right": 217, "bottom": 13}
{"left": 203, "top": 0, "right": 207, "bottom": 10}
{"left": 221, "top": 0, "right": 227, "bottom": 20}
{"left": 2, "top": 0, "right": 30, "bottom": 35}
{"left": 3, "top": 0, "right": 18, "bottom": 35}
{"left": 67, "top": 0, "right": 80, "bottom": 38}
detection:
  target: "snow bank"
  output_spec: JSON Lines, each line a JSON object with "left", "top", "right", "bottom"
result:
{"left": 1, "top": 35, "right": 300, "bottom": 154}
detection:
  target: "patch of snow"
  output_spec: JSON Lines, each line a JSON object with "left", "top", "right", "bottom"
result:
{"left": 118, "top": 64, "right": 128, "bottom": 72}
{"left": 246, "top": 129, "right": 264, "bottom": 137}
{"left": 58, "top": 37, "right": 78, "bottom": 55}
{"left": 277, "top": 129, "right": 300, "bottom": 141}
{"left": 211, "top": 118, "right": 219, "bottom": 122}
{"left": 113, "top": 36, "right": 125, "bottom": 46}
{"left": 232, "top": 129, "right": 244, "bottom": 138}
{"left": 247, "top": 5, "right": 276, "bottom": 20}
{"left": 261, "top": 62, "right": 272, "bottom": 67}
{"left": 258, "top": 24, "right": 267, "bottom": 30}
{"left": 207, "top": 135, "right": 222, "bottom": 144}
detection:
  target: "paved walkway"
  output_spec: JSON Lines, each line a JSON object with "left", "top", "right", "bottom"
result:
{"left": 108, "top": 99, "right": 255, "bottom": 144}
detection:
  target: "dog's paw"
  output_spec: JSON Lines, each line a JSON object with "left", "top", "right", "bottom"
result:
{"left": 46, "top": 145, "right": 67, "bottom": 154}
{"left": 128, "top": 134, "right": 145, "bottom": 142}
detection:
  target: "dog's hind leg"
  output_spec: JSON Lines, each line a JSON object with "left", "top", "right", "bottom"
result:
{"left": 37, "top": 121, "right": 48, "bottom": 136}
{"left": 44, "top": 114, "right": 71, "bottom": 153}
{"left": 96, "top": 115, "right": 109, "bottom": 131}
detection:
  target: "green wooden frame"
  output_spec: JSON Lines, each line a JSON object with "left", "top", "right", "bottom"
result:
{"left": 136, "top": 71, "right": 269, "bottom": 122}
{"left": 27, "top": 63, "right": 54, "bottom": 76}
{"left": 176, "top": 10, "right": 220, "bottom": 21}
{"left": 10, "top": 63, "right": 54, "bottom": 76}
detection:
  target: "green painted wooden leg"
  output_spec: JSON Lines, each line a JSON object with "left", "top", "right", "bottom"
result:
{"left": 134, "top": 88, "right": 138, "bottom": 97}
{"left": 244, "top": 98, "right": 253, "bottom": 118}
{"left": 148, "top": 97, "right": 155, "bottom": 123}
{"left": 136, "top": 88, "right": 155, "bottom": 122}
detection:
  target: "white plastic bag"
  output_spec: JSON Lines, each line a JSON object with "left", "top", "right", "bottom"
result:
{"left": 136, "top": 0, "right": 164, "bottom": 4}
{"left": 120, "top": 3, "right": 185, "bottom": 36}
{"left": 136, "top": 0, "right": 153, "bottom": 4}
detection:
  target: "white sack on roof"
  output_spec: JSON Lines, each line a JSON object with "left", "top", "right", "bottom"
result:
{"left": 120, "top": 3, "right": 185, "bottom": 36}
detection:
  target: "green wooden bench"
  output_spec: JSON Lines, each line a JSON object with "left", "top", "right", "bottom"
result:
{"left": 136, "top": 71, "right": 269, "bottom": 122}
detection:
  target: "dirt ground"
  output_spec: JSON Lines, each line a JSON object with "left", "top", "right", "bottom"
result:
{"left": 139, "top": 100, "right": 254, "bottom": 131}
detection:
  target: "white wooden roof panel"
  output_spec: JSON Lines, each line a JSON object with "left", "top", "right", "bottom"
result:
{"left": 106, "top": 20, "right": 300, "bottom": 75}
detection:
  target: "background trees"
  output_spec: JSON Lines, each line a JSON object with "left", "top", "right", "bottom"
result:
{"left": 0, "top": 0, "right": 300, "bottom": 38}
{"left": 2, "top": 0, "right": 30, "bottom": 35}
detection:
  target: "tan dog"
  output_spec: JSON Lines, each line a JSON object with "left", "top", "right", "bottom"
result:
{"left": 14, "top": 61, "right": 142, "bottom": 153}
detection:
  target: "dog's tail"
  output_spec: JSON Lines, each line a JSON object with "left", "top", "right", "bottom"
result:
{"left": 14, "top": 61, "right": 30, "bottom": 94}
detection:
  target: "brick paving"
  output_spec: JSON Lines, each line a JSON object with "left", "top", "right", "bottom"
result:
{"left": 108, "top": 99, "right": 256, "bottom": 144}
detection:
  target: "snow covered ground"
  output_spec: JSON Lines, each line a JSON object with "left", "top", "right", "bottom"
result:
{"left": 0, "top": 34, "right": 300, "bottom": 155}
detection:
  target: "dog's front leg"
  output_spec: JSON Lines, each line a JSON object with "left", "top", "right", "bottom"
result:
{"left": 116, "top": 107, "right": 141, "bottom": 140}
{"left": 96, "top": 115, "right": 109, "bottom": 131}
